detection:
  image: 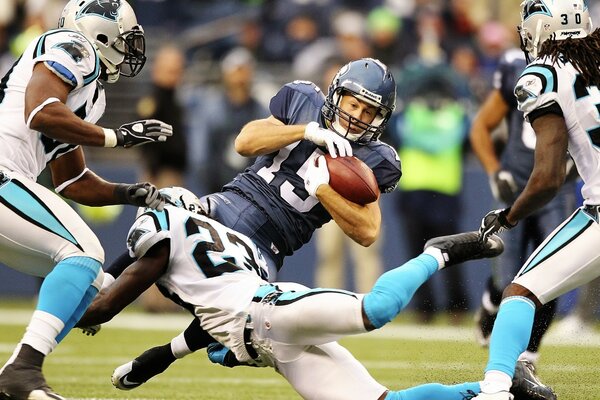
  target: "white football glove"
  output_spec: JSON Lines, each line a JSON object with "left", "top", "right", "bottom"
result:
{"left": 304, "top": 155, "right": 329, "bottom": 197}
{"left": 489, "top": 170, "right": 518, "bottom": 204}
{"left": 304, "top": 121, "right": 352, "bottom": 158}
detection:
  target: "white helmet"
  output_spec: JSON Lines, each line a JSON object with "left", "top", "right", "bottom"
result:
{"left": 58, "top": 0, "right": 146, "bottom": 83}
{"left": 159, "top": 187, "right": 204, "bottom": 214}
{"left": 519, "top": 0, "right": 593, "bottom": 59}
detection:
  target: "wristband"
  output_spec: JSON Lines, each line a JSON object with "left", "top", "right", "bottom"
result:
{"left": 103, "top": 128, "right": 118, "bottom": 148}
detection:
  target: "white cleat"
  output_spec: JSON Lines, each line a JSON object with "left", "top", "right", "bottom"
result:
{"left": 111, "top": 361, "right": 143, "bottom": 390}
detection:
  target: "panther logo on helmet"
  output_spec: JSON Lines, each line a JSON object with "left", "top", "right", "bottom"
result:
{"left": 79, "top": 0, "right": 121, "bottom": 21}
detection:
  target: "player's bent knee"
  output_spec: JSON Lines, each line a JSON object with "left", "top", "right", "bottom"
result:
{"left": 363, "top": 288, "right": 408, "bottom": 329}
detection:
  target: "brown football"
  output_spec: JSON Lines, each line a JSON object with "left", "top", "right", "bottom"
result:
{"left": 324, "top": 154, "right": 380, "bottom": 205}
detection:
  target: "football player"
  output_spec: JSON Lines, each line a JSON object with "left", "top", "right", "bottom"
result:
{"left": 473, "top": 1, "right": 600, "bottom": 399}
{"left": 77, "top": 186, "right": 505, "bottom": 400}
{"left": 104, "top": 57, "right": 403, "bottom": 388}
{"left": 0, "top": 0, "right": 172, "bottom": 398}
{"left": 469, "top": 47, "right": 576, "bottom": 399}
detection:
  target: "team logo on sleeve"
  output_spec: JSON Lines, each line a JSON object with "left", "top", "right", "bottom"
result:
{"left": 53, "top": 40, "right": 89, "bottom": 63}
{"left": 78, "top": 0, "right": 121, "bottom": 21}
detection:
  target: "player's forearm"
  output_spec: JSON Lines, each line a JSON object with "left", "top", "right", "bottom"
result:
{"left": 28, "top": 102, "right": 107, "bottom": 147}
{"left": 235, "top": 119, "right": 305, "bottom": 156}
{"left": 317, "top": 186, "right": 380, "bottom": 246}
{"left": 58, "top": 170, "right": 125, "bottom": 206}
{"left": 470, "top": 122, "right": 500, "bottom": 174}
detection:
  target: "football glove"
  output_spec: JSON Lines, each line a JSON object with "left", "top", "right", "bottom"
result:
{"left": 304, "top": 121, "right": 352, "bottom": 158}
{"left": 80, "top": 324, "right": 101, "bottom": 336}
{"left": 479, "top": 207, "right": 517, "bottom": 243}
{"left": 115, "top": 182, "right": 165, "bottom": 211}
{"left": 207, "top": 342, "right": 241, "bottom": 368}
{"left": 489, "top": 170, "right": 518, "bottom": 204}
{"left": 114, "top": 119, "right": 173, "bottom": 148}
{"left": 304, "top": 155, "right": 329, "bottom": 197}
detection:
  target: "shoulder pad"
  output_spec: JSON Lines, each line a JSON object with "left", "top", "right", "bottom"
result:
{"left": 514, "top": 63, "right": 558, "bottom": 115}
{"left": 126, "top": 210, "right": 170, "bottom": 258}
{"left": 35, "top": 30, "right": 100, "bottom": 88}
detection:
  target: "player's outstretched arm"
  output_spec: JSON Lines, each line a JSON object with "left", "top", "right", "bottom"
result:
{"left": 49, "top": 149, "right": 165, "bottom": 210}
{"left": 77, "top": 240, "right": 170, "bottom": 327}
{"left": 25, "top": 63, "right": 172, "bottom": 148}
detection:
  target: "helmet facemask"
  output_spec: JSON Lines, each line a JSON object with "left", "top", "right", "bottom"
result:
{"left": 326, "top": 88, "right": 392, "bottom": 143}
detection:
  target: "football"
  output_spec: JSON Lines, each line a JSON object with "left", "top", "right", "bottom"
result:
{"left": 325, "top": 154, "right": 380, "bottom": 205}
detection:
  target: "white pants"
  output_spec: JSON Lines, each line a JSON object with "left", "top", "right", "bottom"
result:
{"left": 0, "top": 169, "right": 104, "bottom": 277}
{"left": 247, "top": 282, "right": 387, "bottom": 400}
{"left": 514, "top": 206, "right": 600, "bottom": 304}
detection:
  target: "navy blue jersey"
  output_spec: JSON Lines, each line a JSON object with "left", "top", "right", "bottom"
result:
{"left": 223, "top": 80, "right": 401, "bottom": 258}
{"left": 495, "top": 49, "right": 533, "bottom": 189}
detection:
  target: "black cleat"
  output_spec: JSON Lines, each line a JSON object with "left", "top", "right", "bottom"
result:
{"left": 0, "top": 345, "right": 65, "bottom": 400}
{"left": 474, "top": 306, "right": 497, "bottom": 347}
{"left": 511, "top": 360, "right": 557, "bottom": 400}
{"left": 424, "top": 231, "right": 504, "bottom": 268}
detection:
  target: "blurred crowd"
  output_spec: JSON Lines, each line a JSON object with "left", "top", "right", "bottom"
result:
{"left": 2, "top": 0, "right": 599, "bottom": 325}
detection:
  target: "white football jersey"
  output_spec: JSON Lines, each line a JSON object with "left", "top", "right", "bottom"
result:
{"left": 127, "top": 205, "right": 270, "bottom": 357}
{"left": 515, "top": 56, "right": 600, "bottom": 204}
{"left": 0, "top": 29, "right": 106, "bottom": 181}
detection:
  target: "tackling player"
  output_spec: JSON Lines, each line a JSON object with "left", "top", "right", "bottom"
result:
{"left": 0, "top": 1, "right": 172, "bottom": 398}
{"left": 77, "top": 186, "right": 505, "bottom": 400}
{"left": 104, "top": 57, "right": 403, "bottom": 387}
{"left": 473, "top": 0, "right": 600, "bottom": 398}
{"left": 469, "top": 47, "right": 576, "bottom": 399}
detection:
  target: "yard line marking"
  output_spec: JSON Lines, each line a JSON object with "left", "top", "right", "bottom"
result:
{"left": 2, "top": 309, "right": 600, "bottom": 347}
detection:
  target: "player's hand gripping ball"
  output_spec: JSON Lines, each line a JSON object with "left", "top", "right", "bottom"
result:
{"left": 324, "top": 154, "right": 379, "bottom": 205}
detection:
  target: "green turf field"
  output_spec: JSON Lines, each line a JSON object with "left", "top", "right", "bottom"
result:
{"left": 1, "top": 302, "right": 599, "bottom": 399}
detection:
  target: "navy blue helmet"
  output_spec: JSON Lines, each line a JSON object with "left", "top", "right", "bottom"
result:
{"left": 322, "top": 58, "right": 396, "bottom": 143}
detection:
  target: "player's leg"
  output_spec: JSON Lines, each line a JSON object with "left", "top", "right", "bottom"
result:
{"left": 112, "top": 318, "right": 214, "bottom": 389}
{"left": 314, "top": 221, "right": 346, "bottom": 288}
{"left": 275, "top": 341, "right": 481, "bottom": 400}
{"left": 254, "top": 232, "right": 503, "bottom": 345}
{"left": 0, "top": 173, "right": 104, "bottom": 399}
{"left": 475, "top": 207, "right": 600, "bottom": 399}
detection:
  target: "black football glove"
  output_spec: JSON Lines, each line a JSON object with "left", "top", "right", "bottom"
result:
{"left": 479, "top": 207, "right": 517, "bottom": 243}
{"left": 115, "top": 119, "right": 173, "bottom": 148}
{"left": 489, "top": 170, "right": 518, "bottom": 204}
{"left": 115, "top": 182, "right": 165, "bottom": 211}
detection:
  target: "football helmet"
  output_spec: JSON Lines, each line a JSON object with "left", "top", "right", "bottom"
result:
{"left": 518, "top": 0, "right": 593, "bottom": 60}
{"left": 58, "top": 0, "right": 146, "bottom": 83}
{"left": 322, "top": 58, "right": 396, "bottom": 143}
{"left": 159, "top": 187, "right": 204, "bottom": 214}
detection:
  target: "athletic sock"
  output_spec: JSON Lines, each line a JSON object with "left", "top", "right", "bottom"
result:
{"left": 363, "top": 254, "right": 438, "bottom": 328}
{"left": 386, "top": 381, "right": 481, "bottom": 399}
{"left": 24, "top": 257, "right": 101, "bottom": 353}
{"left": 485, "top": 296, "right": 536, "bottom": 381}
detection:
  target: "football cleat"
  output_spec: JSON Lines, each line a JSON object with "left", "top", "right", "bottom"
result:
{"left": 424, "top": 231, "right": 504, "bottom": 268}
{"left": 0, "top": 345, "right": 65, "bottom": 400}
{"left": 112, "top": 361, "right": 145, "bottom": 390}
{"left": 111, "top": 345, "right": 175, "bottom": 390}
{"left": 472, "top": 392, "right": 514, "bottom": 400}
{"left": 511, "top": 360, "right": 557, "bottom": 400}
{"left": 474, "top": 306, "right": 497, "bottom": 347}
